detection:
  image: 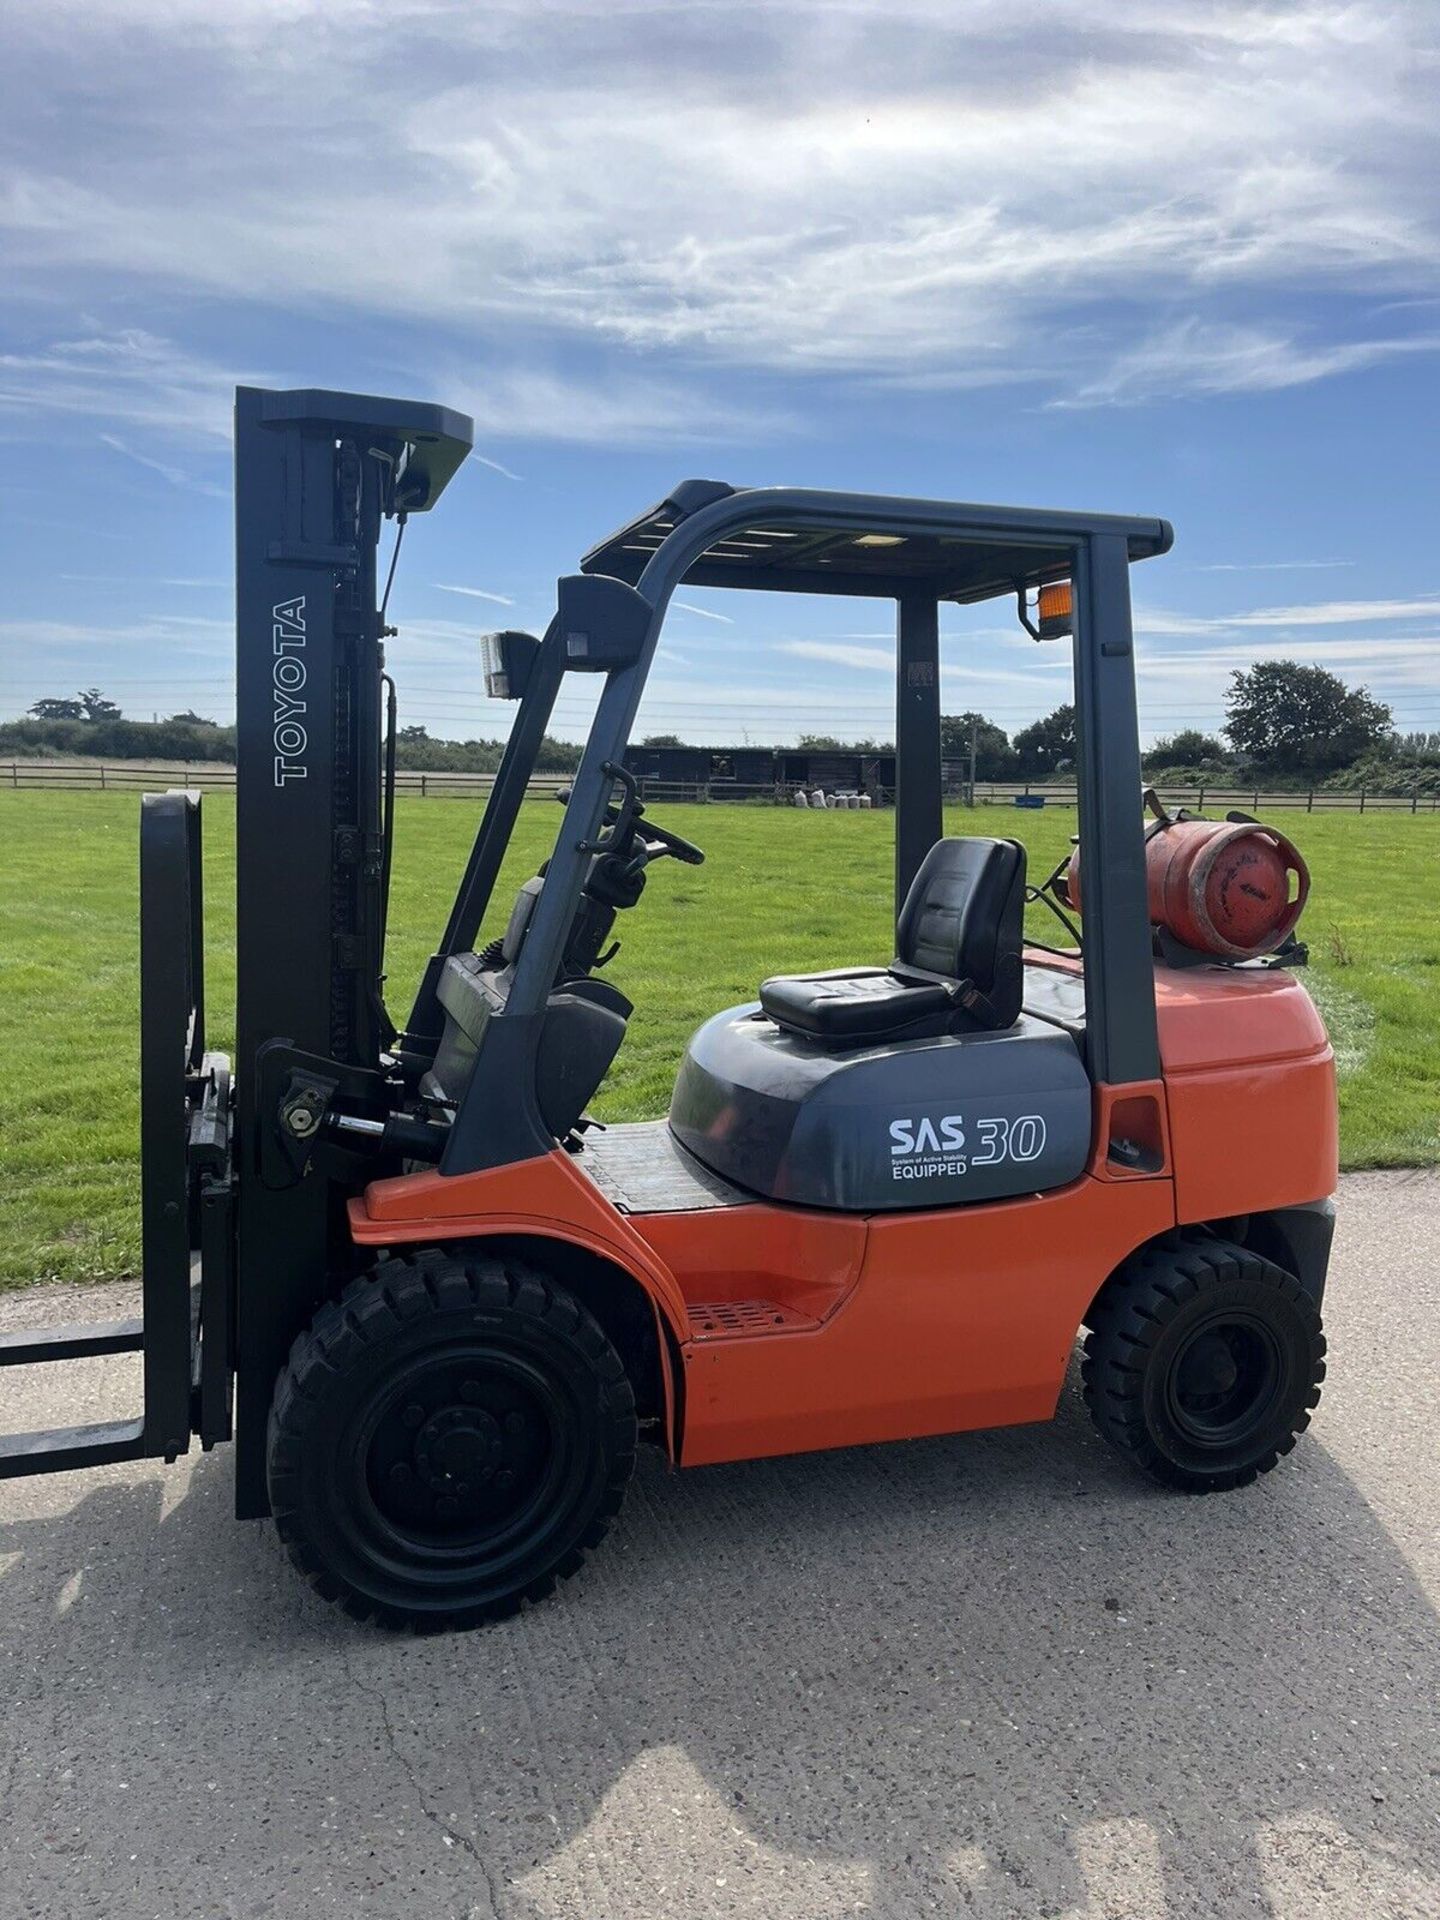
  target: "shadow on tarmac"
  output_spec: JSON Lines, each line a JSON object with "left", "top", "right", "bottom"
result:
{"left": 2, "top": 1367, "right": 1436, "bottom": 1918}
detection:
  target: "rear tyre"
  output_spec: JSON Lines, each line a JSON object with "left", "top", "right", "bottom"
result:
{"left": 267, "top": 1251, "right": 636, "bottom": 1630}
{"left": 1082, "top": 1237, "right": 1325, "bottom": 1493}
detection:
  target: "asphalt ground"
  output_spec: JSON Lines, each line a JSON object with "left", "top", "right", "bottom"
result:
{"left": 1, "top": 1169, "right": 1437, "bottom": 1920}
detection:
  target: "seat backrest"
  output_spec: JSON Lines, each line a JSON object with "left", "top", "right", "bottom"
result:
{"left": 500, "top": 873, "right": 544, "bottom": 967}
{"left": 895, "top": 836, "right": 1026, "bottom": 1018}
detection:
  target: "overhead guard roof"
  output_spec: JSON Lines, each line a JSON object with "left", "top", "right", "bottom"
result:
{"left": 581, "top": 479, "right": 1173, "bottom": 603}
{"left": 248, "top": 387, "right": 474, "bottom": 512}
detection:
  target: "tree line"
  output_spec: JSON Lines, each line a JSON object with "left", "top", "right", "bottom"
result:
{"left": 1, "top": 701, "right": 583, "bottom": 775}
{"left": 762, "top": 663, "right": 1431, "bottom": 795}
{"left": 5, "top": 661, "right": 1435, "bottom": 794}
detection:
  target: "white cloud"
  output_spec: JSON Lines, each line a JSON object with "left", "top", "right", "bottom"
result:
{"left": 58, "top": 572, "right": 225, "bottom": 587}
{"left": 98, "top": 430, "right": 228, "bottom": 497}
{"left": 443, "top": 366, "right": 793, "bottom": 447}
{"left": 1060, "top": 319, "right": 1440, "bottom": 408}
{"left": 0, "top": 614, "right": 233, "bottom": 694}
{"left": 1194, "top": 560, "right": 1355, "bottom": 573}
{"left": 471, "top": 452, "right": 523, "bottom": 481}
{"left": 1227, "top": 595, "right": 1440, "bottom": 628}
{"left": 672, "top": 602, "right": 734, "bottom": 624}
{"left": 2, "top": 1, "right": 1436, "bottom": 414}
{"left": 1138, "top": 635, "right": 1440, "bottom": 675}
{"left": 1134, "top": 606, "right": 1223, "bottom": 638}
{"left": 0, "top": 331, "right": 256, "bottom": 442}
{"left": 433, "top": 583, "right": 515, "bottom": 605}
{"left": 1137, "top": 594, "right": 1440, "bottom": 637}
{"left": 779, "top": 634, "right": 1073, "bottom": 697}
{"left": 781, "top": 639, "right": 892, "bottom": 673}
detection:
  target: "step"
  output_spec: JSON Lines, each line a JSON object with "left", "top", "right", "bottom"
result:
{"left": 687, "top": 1299, "right": 819, "bottom": 1342}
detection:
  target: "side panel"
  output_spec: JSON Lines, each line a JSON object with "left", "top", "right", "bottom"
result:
{"left": 1168, "top": 1053, "right": 1338, "bottom": 1222}
{"left": 350, "top": 1151, "right": 693, "bottom": 1344}
{"left": 679, "top": 1173, "right": 1175, "bottom": 1467}
{"left": 1030, "top": 955, "right": 1340, "bottom": 1223}
{"left": 1156, "top": 967, "right": 1339, "bottom": 1222}
{"left": 633, "top": 1206, "right": 867, "bottom": 1323}
{"left": 355, "top": 1148, "right": 1179, "bottom": 1470}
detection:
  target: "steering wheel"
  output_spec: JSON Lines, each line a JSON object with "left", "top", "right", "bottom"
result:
{"left": 636, "top": 814, "right": 705, "bottom": 867}
{"left": 554, "top": 773, "right": 705, "bottom": 868}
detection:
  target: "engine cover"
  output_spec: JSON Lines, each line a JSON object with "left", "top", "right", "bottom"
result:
{"left": 669, "top": 1003, "right": 1093, "bottom": 1212}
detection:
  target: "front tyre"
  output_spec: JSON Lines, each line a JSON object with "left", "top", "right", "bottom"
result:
{"left": 1083, "top": 1237, "right": 1325, "bottom": 1493}
{"left": 267, "top": 1252, "right": 636, "bottom": 1630}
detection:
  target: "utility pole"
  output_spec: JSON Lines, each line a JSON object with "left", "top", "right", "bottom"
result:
{"left": 967, "top": 713, "right": 978, "bottom": 809}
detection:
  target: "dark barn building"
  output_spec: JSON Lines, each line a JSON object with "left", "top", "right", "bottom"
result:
{"left": 623, "top": 744, "right": 896, "bottom": 801}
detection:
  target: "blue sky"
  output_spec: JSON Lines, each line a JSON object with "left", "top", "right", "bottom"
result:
{"left": 2, "top": 0, "right": 1438, "bottom": 748}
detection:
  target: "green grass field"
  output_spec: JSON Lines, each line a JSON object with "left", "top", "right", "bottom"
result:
{"left": 2, "top": 791, "right": 1436, "bottom": 1286}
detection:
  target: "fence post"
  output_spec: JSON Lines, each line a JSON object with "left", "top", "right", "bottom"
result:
{"left": 1412, "top": 789, "right": 1419, "bottom": 815}
{"left": 421, "top": 774, "right": 428, "bottom": 798}
{"left": 1359, "top": 786, "right": 1366, "bottom": 814}
{"left": 1252, "top": 788, "right": 1258, "bottom": 812}
{"left": 8, "top": 763, "right": 14, "bottom": 790}
{"left": 100, "top": 764, "right": 107, "bottom": 791}
{"left": 1197, "top": 785, "right": 1205, "bottom": 811}
{"left": 1307, "top": 789, "right": 1314, "bottom": 814}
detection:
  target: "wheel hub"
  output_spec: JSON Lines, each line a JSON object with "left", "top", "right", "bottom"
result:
{"left": 368, "top": 1366, "right": 548, "bottom": 1537}
{"left": 1177, "top": 1331, "right": 1240, "bottom": 1401}
{"left": 414, "top": 1406, "right": 504, "bottom": 1493}
{"left": 1168, "top": 1314, "right": 1281, "bottom": 1444}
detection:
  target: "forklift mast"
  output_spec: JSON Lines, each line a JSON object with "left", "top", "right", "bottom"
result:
{"left": 0, "top": 388, "right": 473, "bottom": 1504}
{"left": 230, "top": 388, "right": 473, "bottom": 1513}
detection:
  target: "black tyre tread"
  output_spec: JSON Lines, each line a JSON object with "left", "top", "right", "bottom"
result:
{"left": 1082, "top": 1236, "right": 1325, "bottom": 1493}
{"left": 268, "top": 1250, "right": 635, "bottom": 1631}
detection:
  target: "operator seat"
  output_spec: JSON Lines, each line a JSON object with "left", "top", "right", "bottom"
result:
{"left": 759, "top": 836, "right": 1026, "bottom": 1046}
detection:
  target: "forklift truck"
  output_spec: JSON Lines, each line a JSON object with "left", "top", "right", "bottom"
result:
{"left": 0, "top": 387, "right": 1336, "bottom": 1630}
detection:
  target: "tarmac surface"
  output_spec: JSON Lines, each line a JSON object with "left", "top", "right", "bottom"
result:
{"left": 1, "top": 1168, "right": 1437, "bottom": 1920}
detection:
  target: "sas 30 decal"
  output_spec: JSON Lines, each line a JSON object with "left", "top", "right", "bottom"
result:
{"left": 888, "top": 1112, "right": 1048, "bottom": 1181}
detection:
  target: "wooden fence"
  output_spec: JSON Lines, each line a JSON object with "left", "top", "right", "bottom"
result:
{"left": 974, "top": 782, "right": 1438, "bottom": 815}
{"left": 3, "top": 762, "right": 572, "bottom": 800}
{"left": 4, "top": 761, "right": 1436, "bottom": 813}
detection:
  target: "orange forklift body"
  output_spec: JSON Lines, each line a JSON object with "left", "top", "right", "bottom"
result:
{"left": 350, "top": 958, "right": 1335, "bottom": 1470}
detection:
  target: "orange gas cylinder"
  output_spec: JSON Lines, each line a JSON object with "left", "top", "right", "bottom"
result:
{"left": 1067, "top": 816, "right": 1309, "bottom": 959}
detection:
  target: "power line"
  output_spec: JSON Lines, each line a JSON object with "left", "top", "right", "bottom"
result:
{"left": 6, "top": 673, "right": 1437, "bottom": 711}
{"left": 8, "top": 675, "right": 1438, "bottom": 715}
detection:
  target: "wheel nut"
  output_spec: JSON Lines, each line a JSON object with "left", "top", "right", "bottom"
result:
{"left": 504, "top": 1411, "right": 525, "bottom": 1435}
{"left": 389, "top": 1462, "right": 411, "bottom": 1485}
{"left": 496, "top": 1469, "right": 515, "bottom": 1491}
{"left": 402, "top": 1403, "right": 425, "bottom": 1428}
